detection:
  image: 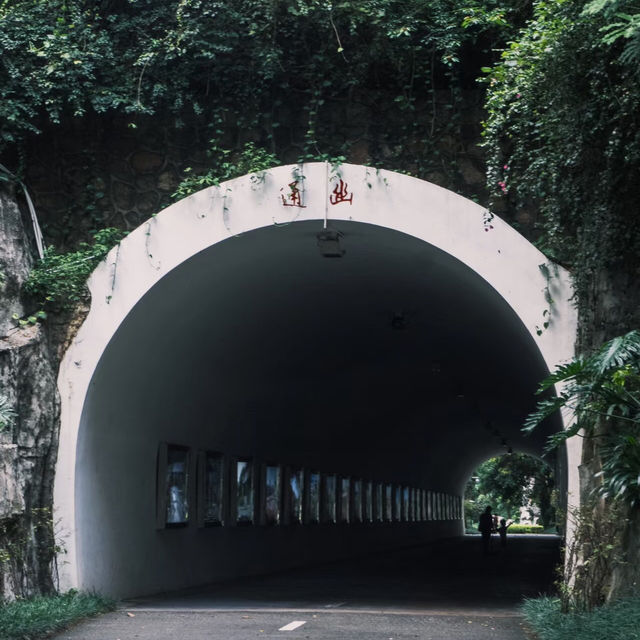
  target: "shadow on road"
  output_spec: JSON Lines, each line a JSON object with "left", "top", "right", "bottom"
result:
{"left": 129, "top": 534, "right": 561, "bottom": 615}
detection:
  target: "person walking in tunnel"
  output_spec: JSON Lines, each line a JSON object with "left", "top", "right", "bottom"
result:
{"left": 498, "top": 518, "right": 513, "bottom": 548}
{"left": 478, "top": 506, "right": 495, "bottom": 555}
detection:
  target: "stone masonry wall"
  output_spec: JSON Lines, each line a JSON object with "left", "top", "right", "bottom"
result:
{"left": 0, "top": 186, "right": 60, "bottom": 598}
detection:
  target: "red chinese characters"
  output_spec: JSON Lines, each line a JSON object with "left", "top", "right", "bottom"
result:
{"left": 280, "top": 181, "right": 306, "bottom": 208}
{"left": 330, "top": 179, "right": 353, "bottom": 205}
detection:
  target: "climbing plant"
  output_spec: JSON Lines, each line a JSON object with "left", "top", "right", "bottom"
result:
{"left": 0, "top": 0, "right": 526, "bottom": 164}
{"left": 481, "top": 0, "right": 640, "bottom": 324}
{"left": 23, "top": 227, "right": 125, "bottom": 310}
{"left": 172, "top": 142, "right": 281, "bottom": 200}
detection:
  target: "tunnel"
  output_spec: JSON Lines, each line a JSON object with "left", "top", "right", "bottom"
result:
{"left": 55, "top": 164, "right": 578, "bottom": 598}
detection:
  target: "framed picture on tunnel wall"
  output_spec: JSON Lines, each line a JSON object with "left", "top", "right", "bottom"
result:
{"left": 384, "top": 484, "right": 393, "bottom": 522}
{"left": 235, "top": 458, "right": 254, "bottom": 525}
{"left": 339, "top": 477, "right": 350, "bottom": 523}
{"left": 263, "top": 464, "right": 281, "bottom": 526}
{"left": 410, "top": 488, "right": 417, "bottom": 521}
{"left": 394, "top": 485, "right": 401, "bottom": 521}
{"left": 307, "top": 471, "right": 321, "bottom": 524}
{"left": 364, "top": 481, "right": 373, "bottom": 522}
{"left": 286, "top": 467, "right": 304, "bottom": 524}
{"left": 322, "top": 474, "right": 337, "bottom": 523}
{"left": 196, "top": 451, "right": 225, "bottom": 527}
{"left": 402, "top": 487, "right": 409, "bottom": 521}
{"left": 352, "top": 478, "right": 363, "bottom": 523}
{"left": 375, "top": 483, "right": 383, "bottom": 522}
{"left": 161, "top": 444, "right": 190, "bottom": 528}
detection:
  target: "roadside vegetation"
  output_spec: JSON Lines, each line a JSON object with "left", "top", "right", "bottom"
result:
{"left": 0, "top": 591, "right": 115, "bottom": 640}
{"left": 523, "top": 595, "right": 640, "bottom": 640}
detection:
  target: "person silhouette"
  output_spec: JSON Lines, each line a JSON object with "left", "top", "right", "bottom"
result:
{"left": 478, "top": 506, "right": 494, "bottom": 555}
{"left": 498, "top": 518, "right": 513, "bottom": 548}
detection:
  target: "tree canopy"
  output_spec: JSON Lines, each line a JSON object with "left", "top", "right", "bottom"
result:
{"left": 464, "top": 453, "right": 555, "bottom": 527}
{"left": 0, "top": 0, "right": 522, "bottom": 167}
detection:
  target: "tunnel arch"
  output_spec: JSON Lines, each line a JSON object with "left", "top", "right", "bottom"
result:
{"left": 54, "top": 163, "right": 578, "bottom": 596}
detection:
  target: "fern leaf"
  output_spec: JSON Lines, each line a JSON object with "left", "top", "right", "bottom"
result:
{"left": 537, "top": 359, "right": 585, "bottom": 392}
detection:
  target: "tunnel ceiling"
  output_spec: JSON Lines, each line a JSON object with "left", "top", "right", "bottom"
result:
{"left": 88, "top": 220, "right": 562, "bottom": 492}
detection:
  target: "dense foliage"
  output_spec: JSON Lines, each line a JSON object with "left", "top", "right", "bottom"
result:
{"left": 0, "top": 0, "right": 526, "bottom": 178}
{"left": 23, "top": 227, "right": 125, "bottom": 310}
{"left": 464, "top": 453, "right": 556, "bottom": 527}
{"left": 482, "top": 0, "right": 640, "bottom": 323}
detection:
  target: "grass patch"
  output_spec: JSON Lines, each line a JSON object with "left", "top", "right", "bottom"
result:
{"left": 522, "top": 595, "right": 640, "bottom": 640}
{"left": 0, "top": 590, "right": 116, "bottom": 640}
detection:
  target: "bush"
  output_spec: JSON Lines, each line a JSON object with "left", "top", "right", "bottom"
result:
{"left": 0, "top": 590, "right": 115, "bottom": 640}
{"left": 522, "top": 595, "right": 640, "bottom": 640}
{"left": 24, "top": 227, "right": 125, "bottom": 310}
{"left": 508, "top": 524, "right": 544, "bottom": 534}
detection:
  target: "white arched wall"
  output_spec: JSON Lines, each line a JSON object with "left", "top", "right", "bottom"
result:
{"left": 55, "top": 163, "right": 578, "bottom": 594}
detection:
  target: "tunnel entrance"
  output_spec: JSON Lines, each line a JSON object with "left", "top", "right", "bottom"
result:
{"left": 54, "top": 164, "right": 577, "bottom": 598}
{"left": 464, "top": 453, "right": 558, "bottom": 535}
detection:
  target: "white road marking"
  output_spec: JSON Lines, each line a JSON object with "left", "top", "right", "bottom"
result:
{"left": 279, "top": 620, "right": 307, "bottom": 631}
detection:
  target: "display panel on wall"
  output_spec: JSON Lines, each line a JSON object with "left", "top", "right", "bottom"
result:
{"left": 165, "top": 444, "right": 190, "bottom": 527}
{"left": 385, "top": 484, "right": 393, "bottom": 522}
{"left": 364, "top": 481, "right": 373, "bottom": 522}
{"left": 375, "top": 483, "right": 383, "bottom": 522}
{"left": 394, "top": 485, "right": 401, "bottom": 521}
{"left": 352, "top": 478, "right": 363, "bottom": 523}
{"left": 307, "top": 471, "right": 320, "bottom": 524}
{"left": 323, "top": 474, "right": 337, "bottom": 523}
{"left": 339, "top": 477, "right": 350, "bottom": 524}
{"left": 236, "top": 459, "right": 254, "bottom": 525}
{"left": 264, "top": 464, "right": 281, "bottom": 526}
{"left": 199, "top": 451, "right": 224, "bottom": 527}
{"left": 288, "top": 468, "right": 304, "bottom": 524}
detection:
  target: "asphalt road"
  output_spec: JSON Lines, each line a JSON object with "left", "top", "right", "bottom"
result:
{"left": 54, "top": 609, "right": 530, "bottom": 639}
{"left": 52, "top": 535, "right": 558, "bottom": 639}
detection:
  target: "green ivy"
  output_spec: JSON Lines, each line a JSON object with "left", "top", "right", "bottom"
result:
{"left": 0, "top": 0, "right": 526, "bottom": 170}
{"left": 172, "top": 142, "right": 280, "bottom": 200}
{"left": 481, "top": 0, "right": 640, "bottom": 325}
{"left": 23, "top": 227, "right": 125, "bottom": 310}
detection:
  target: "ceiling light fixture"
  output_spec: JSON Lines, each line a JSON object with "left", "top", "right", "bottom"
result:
{"left": 316, "top": 229, "right": 345, "bottom": 257}
{"left": 391, "top": 312, "right": 406, "bottom": 330}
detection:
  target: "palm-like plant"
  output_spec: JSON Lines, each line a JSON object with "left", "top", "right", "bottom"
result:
{"left": 525, "top": 330, "right": 640, "bottom": 505}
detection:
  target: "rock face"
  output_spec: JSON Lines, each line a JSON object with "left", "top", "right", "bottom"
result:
{"left": 0, "top": 185, "right": 59, "bottom": 598}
